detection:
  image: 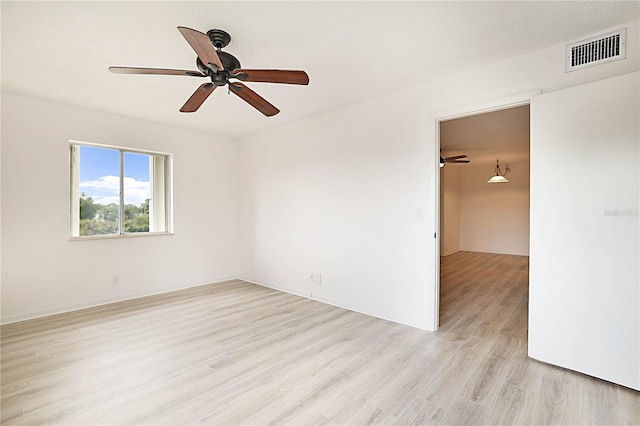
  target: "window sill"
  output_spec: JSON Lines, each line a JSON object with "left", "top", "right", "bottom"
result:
{"left": 69, "top": 232, "right": 174, "bottom": 241}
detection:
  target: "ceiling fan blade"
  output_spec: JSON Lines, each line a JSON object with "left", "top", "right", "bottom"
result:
{"left": 177, "top": 26, "right": 224, "bottom": 71}
{"left": 232, "top": 69, "right": 309, "bottom": 85}
{"left": 444, "top": 155, "right": 468, "bottom": 161}
{"left": 180, "top": 83, "right": 216, "bottom": 113}
{"left": 229, "top": 82, "right": 279, "bottom": 117}
{"left": 109, "top": 66, "right": 205, "bottom": 77}
{"left": 450, "top": 160, "right": 470, "bottom": 163}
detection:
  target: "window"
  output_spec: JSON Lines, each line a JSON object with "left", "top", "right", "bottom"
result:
{"left": 70, "top": 142, "right": 172, "bottom": 238}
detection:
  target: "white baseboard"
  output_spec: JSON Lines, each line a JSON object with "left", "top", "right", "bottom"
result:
{"left": 1, "top": 276, "right": 239, "bottom": 325}
{"left": 459, "top": 249, "right": 530, "bottom": 257}
{"left": 237, "top": 276, "right": 311, "bottom": 300}
{"left": 239, "top": 276, "right": 431, "bottom": 331}
{"left": 4, "top": 275, "right": 433, "bottom": 332}
{"left": 309, "top": 292, "right": 431, "bottom": 331}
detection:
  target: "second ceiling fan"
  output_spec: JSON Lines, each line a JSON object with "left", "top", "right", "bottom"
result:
{"left": 109, "top": 27, "right": 309, "bottom": 116}
{"left": 440, "top": 154, "right": 470, "bottom": 167}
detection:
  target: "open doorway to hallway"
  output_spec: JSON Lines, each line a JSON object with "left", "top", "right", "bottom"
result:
{"left": 437, "top": 105, "right": 530, "bottom": 335}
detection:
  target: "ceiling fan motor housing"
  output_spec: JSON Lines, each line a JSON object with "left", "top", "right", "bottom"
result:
{"left": 196, "top": 51, "right": 242, "bottom": 86}
{"left": 195, "top": 29, "right": 241, "bottom": 85}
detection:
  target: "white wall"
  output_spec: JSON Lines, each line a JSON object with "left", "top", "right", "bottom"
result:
{"left": 440, "top": 165, "right": 460, "bottom": 256}
{"left": 238, "top": 21, "right": 639, "bottom": 330}
{"left": 238, "top": 98, "right": 432, "bottom": 328}
{"left": 1, "top": 93, "right": 239, "bottom": 323}
{"left": 459, "top": 161, "right": 530, "bottom": 256}
{"left": 441, "top": 161, "right": 530, "bottom": 257}
{"left": 529, "top": 72, "right": 639, "bottom": 390}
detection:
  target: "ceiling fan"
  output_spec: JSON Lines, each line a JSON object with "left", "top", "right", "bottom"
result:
{"left": 440, "top": 154, "right": 470, "bottom": 167}
{"left": 109, "top": 27, "right": 309, "bottom": 116}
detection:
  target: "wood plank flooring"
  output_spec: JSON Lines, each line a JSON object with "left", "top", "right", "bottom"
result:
{"left": 2, "top": 251, "right": 638, "bottom": 425}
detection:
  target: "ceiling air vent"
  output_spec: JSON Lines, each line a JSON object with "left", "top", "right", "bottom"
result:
{"left": 566, "top": 28, "right": 626, "bottom": 72}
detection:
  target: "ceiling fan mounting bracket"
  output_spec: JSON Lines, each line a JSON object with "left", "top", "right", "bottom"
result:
{"left": 207, "top": 29, "right": 232, "bottom": 49}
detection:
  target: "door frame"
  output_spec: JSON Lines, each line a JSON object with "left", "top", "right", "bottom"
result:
{"left": 432, "top": 90, "right": 540, "bottom": 330}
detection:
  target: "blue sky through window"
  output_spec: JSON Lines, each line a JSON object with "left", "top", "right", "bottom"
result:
{"left": 78, "top": 145, "right": 150, "bottom": 206}
{"left": 78, "top": 146, "right": 116, "bottom": 181}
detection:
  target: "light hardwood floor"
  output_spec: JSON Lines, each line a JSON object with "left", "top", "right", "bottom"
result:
{"left": 1, "top": 251, "right": 638, "bottom": 425}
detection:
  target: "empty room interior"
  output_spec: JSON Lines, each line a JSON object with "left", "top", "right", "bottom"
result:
{"left": 438, "top": 105, "right": 531, "bottom": 336}
{"left": 1, "top": 2, "right": 639, "bottom": 425}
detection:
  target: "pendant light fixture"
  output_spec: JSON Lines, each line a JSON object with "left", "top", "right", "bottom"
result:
{"left": 487, "top": 159, "right": 510, "bottom": 183}
{"left": 440, "top": 156, "right": 445, "bottom": 168}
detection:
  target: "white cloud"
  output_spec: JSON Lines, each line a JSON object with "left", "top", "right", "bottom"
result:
{"left": 80, "top": 175, "right": 120, "bottom": 191}
{"left": 79, "top": 175, "right": 150, "bottom": 206}
{"left": 123, "top": 177, "right": 151, "bottom": 206}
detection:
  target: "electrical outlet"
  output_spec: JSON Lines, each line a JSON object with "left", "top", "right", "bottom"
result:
{"left": 310, "top": 273, "right": 315, "bottom": 283}
{"left": 111, "top": 275, "right": 120, "bottom": 286}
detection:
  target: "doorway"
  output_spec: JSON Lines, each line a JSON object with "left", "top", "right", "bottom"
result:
{"left": 433, "top": 92, "right": 536, "bottom": 331}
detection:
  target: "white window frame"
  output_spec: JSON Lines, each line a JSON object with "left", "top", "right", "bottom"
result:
{"left": 69, "top": 141, "right": 173, "bottom": 240}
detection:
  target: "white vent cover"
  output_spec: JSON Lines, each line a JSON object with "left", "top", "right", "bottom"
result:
{"left": 566, "top": 28, "right": 626, "bottom": 72}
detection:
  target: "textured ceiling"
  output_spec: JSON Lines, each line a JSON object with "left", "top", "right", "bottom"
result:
{"left": 2, "top": 1, "right": 638, "bottom": 138}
